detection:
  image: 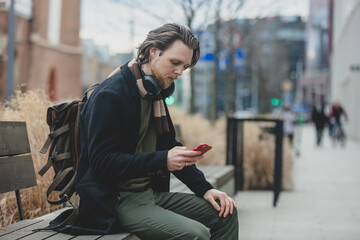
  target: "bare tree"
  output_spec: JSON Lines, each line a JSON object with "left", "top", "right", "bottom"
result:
{"left": 109, "top": 0, "right": 173, "bottom": 23}
{"left": 174, "top": 0, "right": 209, "bottom": 114}
{"left": 208, "top": 0, "right": 245, "bottom": 123}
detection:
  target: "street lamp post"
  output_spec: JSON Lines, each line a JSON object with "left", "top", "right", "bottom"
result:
{"left": 6, "top": 0, "right": 16, "bottom": 101}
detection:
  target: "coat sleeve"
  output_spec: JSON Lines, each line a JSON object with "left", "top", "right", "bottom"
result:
{"left": 83, "top": 90, "right": 169, "bottom": 185}
{"left": 173, "top": 165, "right": 214, "bottom": 197}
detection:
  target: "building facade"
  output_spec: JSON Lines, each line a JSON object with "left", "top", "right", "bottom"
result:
{"left": 297, "top": 0, "right": 332, "bottom": 106}
{"left": 330, "top": 0, "right": 360, "bottom": 140}
{"left": 0, "top": 0, "right": 81, "bottom": 102}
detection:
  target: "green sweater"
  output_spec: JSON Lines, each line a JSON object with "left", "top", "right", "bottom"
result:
{"left": 117, "top": 96, "right": 156, "bottom": 191}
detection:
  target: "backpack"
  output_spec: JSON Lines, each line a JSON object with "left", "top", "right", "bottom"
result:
{"left": 38, "top": 84, "right": 99, "bottom": 227}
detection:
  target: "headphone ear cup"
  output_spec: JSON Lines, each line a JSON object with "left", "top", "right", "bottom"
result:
{"left": 143, "top": 75, "right": 161, "bottom": 96}
{"left": 161, "top": 83, "right": 175, "bottom": 98}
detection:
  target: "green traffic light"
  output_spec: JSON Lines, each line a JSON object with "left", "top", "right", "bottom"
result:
{"left": 165, "top": 96, "right": 175, "bottom": 105}
{"left": 271, "top": 98, "right": 283, "bottom": 107}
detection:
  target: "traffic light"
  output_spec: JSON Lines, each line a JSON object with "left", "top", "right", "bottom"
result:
{"left": 165, "top": 96, "right": 175, "bottom": 105}
{"left": 271, "top": 98, "right": 283, "bottom": 107}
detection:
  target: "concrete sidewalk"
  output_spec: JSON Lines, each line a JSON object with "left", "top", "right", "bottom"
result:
{"left": 234, "top": 124, "right": 360, "bottom": 240}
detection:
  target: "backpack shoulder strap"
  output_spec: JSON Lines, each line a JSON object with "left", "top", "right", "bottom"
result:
{"left": 39, "top": 124, "right": 71, "bottom": 154}
{"left": 82, "top": 83, "right": 100, "bottom": 102}
{"left": 45, "top": 167, "right": 74, "bottom": 205}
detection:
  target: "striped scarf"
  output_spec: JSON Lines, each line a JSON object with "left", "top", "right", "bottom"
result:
{"left": 109, "top": 59, "right": 169, "bottom": 135}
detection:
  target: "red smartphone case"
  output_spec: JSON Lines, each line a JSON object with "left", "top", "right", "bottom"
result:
{"left": 192, "top": 144, "right": 212, "bottom": 155}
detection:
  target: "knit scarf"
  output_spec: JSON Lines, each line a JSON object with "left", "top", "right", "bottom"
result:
{"left": 109, "top": 59, "right": 170, "bottom": 135}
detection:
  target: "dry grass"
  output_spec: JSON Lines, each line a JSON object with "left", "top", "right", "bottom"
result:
{"left": 242, "top": 122, "right": 293, "bottom": 190}
{"left": 0, "top": 92, "right": 293, "bottom": 228}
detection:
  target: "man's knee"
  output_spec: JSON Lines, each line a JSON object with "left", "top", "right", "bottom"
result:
{"left": 185, "top": 224, "right": 210, "bottom": 240}
{"left": 210, "top": 209, "right": 239, "bottom": 239}
{"left": 220, "top": 209, "right": 238, "bottom": 227}
{"left": 228, "top": 209, "right": 239, "bottom": 225}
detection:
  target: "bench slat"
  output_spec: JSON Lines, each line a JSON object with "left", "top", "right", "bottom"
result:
{"left": 209, "top": 166, "right": 234, "bottom": 187}
{"left": 68, "top": 235, "right": 101, "bottom": 240}
{"left": 0, "top": 220, "right": 50, "bottom": 240}
{"left": 42, "top": 232, "right": 74, "bottom": 240}
{"left": 0, "top": 219, "right": 42, "bottom": 237}
{"left": 20, "top": 229, "right": 59, "bottom": 240}
{"left": 35, "top": 208, "right": 68, "bottom": 220}
{"left": 0, "top": 155, "right": 37, "bottom": 193}
{"left": 0, "top": 121, "right": 31, "bottom": 156}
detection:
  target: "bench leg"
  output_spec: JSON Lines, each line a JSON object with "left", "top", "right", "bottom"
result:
{"left": 15, "top": 190, "right": 25, "bottom": 220}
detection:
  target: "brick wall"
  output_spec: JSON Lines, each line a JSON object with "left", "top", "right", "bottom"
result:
{"left": 60, "top": 0, "right": 80, "bottom": 46}
{"left": 0, "top": 0, "right": 82, "bottom": 102}
{"left": 29, "top": 0, "right": 82, "bottom": 101}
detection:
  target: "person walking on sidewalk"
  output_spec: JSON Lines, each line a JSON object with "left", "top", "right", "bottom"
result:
{"left": 282, "top": 104, "right": 296, "bottom": 146}
{"left": 68, "top": 23, "right": 238, "bottom": 239}
{"left": 311, "top": 99, "right": 328, "bottom": 146}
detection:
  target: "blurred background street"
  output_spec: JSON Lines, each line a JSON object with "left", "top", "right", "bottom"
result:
{"left": 1, "top": 0, "right": 360, "bottom": 238}
{"left": 236, "top": 124, "right": 360, "bottom": 240}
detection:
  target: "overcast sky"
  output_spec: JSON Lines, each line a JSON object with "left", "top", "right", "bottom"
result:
{"left": 80, "top": 0, "right": 309, "bottom": 54}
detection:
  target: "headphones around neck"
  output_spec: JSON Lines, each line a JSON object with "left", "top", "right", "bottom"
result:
{"left": 138, "top": 64, "right": 175, "bottom": 97}
{"left": 138, "top": 64, "right": 161, "bottom": 96}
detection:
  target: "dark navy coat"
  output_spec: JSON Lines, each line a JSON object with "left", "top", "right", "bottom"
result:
{"left": 53, "top": 63, "right": 213, "bottom": 235}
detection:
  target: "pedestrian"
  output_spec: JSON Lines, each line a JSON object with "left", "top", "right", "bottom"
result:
{"left": 63, "top": 23, "right": 238, "bottom": 239}
{"left": 311, "top": 99, "right": 328, "bottom": 146}
{"left": 329, "top": 101, "right": 348, "bottom": 136}
{"left": 282, "top": 104, "right": 296, "bottom": 146}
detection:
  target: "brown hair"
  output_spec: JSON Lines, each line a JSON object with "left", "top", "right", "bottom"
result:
{"left": 136, "top": 23, "right": 200, "bottom": 68}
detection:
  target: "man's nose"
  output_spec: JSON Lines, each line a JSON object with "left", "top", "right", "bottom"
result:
{"left": 174, "top": 66, "right": 183, "bottom": 76}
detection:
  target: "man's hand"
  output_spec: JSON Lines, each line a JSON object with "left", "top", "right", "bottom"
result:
{"left": 204, "top": 189, "right": 237, "bottom": 218}
{"left": 167, "top": 146, "right": 204, "bottom": 171}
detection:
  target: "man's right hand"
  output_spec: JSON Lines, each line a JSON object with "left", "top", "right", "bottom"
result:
{"left": 167, "top": 146, "right": 204, "bottom": 171}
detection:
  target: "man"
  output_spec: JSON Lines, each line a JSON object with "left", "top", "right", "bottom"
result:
{"left": 311, "top": 98, "right": 328, "bottom": 146}
{"left": 74, "top": 23, "right": 238, "bottom": 239}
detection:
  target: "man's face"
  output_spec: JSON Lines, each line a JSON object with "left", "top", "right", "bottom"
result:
{"left": 149, "top": 40, "right": 193, "bottom": 89}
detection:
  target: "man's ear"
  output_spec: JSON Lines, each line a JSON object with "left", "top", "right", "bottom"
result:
{"left": 150, "top": 47, "right": 160, "bottom": 58}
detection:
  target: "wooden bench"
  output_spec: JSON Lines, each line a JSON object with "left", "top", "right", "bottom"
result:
{"left": 0, "top": 121, "right": 37, "bottom": 221}
{"left": 0, "top": 122, "right": 235, "bottom": 240}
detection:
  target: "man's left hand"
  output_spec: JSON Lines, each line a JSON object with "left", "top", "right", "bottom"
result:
{"left": 203, "top": 189, "right": 237, "bottom": 218}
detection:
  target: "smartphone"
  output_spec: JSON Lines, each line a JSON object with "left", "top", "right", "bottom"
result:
{"left": 192, "top": 144, "right": 212, "bottom": 155}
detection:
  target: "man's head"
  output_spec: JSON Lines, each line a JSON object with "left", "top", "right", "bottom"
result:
{"left": 136, "top": 23, "right": 200, "bottom": 89}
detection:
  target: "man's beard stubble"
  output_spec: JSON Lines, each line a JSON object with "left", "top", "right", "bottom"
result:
{"left": 151, "top": 68, "right": 167, "bottom": 89}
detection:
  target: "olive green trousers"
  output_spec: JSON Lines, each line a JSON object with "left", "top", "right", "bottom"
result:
{"left": 114, "top": 188, "right": 238, "bottom": 240}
